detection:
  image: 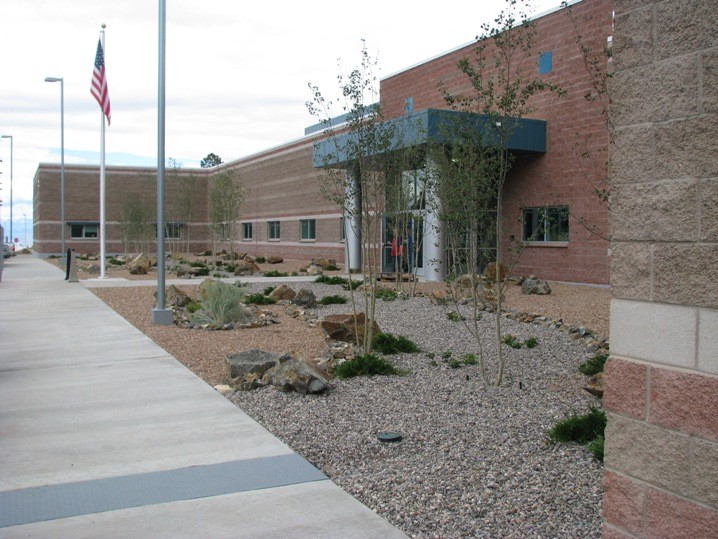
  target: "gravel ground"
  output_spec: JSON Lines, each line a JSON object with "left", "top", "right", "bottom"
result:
{"left": 90, "top": 276, "right": 606, "bottom": 539}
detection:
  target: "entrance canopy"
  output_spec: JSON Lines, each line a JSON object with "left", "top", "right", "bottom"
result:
{"left": 312, "top": 108, "right": 546, "bottom": 168}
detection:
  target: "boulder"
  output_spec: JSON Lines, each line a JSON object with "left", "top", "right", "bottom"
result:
{"left": 243, "top": 254, "right": 256, "bottom": 263}
{"left": 225, "top": 349, "right": 281, "bottom": 379}
{"left": 312, "top": 258, "right": 338, "bottom": 270}
{"left": 429, "top": 289, "right": 448, "bottom": 306}
{"left": 128, "top": 253, "right": 154, "bottom": 274}
{"left": 266, "top": 256, "right": 284, "bottom": 264}
{"left": 269, "top": 284, "right": 296, "bottom": 301}
{"left": 86, "top": 263, "right": 101, "bottom": 275}
{"left": 584, "top": 371, "right": 604, "bottom": 398}
{"left": 292, "top": 289, "right": 317, "bottom": 308}
{"left": 234, "top": 259, "right": 260, "bottom": 276}
{"left": 521, "top": 277, "right": 552, "bottom": 295}
{"left": 320, "top": 313, "right": 381, "bottom": 343}
{"left": 267, "top": 356, "right": 329, "bottom": 394}
{"left": 167, "top": 285, "right": 191, "bottom": 308}
{"left": 305, "top": 264, "right": 323, "bottom": 276}
{"left": 482, "top": 262, "right": 508, "bottom": 283}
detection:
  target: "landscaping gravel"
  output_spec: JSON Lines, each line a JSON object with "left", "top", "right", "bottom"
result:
{"left": 91, "top": 278, "right": 605, "bottom": 538}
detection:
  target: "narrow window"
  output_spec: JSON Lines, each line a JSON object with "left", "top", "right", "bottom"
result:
{"left": 70, "top": 223, "right": 98, "bottom": 238}
{"left": 340, "top": 217, "right": 346, "bottom": 241}
{"left": 522, "top": 206, "right": 569, "bottom": 242}
{"left": 300, "top": 219, "right": 316, "bottom": 241}
{"left": 242, "top": 222, "right": 253, "bottom": 240}
{"left": 219, "top": 223, "right": 231, "bottom": 241}
{"left": 163, "top": 222, "right": 182, "bottom": 240}
{"left": 267, "top": 221, "right": 280, "bottom": 240}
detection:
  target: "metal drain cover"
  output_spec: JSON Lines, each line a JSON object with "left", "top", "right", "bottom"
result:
{"left": 377, "top": 432, "right": 402, "bottom": 443}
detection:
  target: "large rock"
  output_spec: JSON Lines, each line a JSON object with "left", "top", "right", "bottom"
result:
{"left": 167, "top": 285, "right": 191, "bottom": 308}
{"left": 269, "top": 284, "right": 296, "bottom": 301}
{"left": 584, "top": 371, "right": 605, "bottom": 398}
{"left": 225, "top": 349, "right": 281, "bottom": 379}
{"left": 312, "top": 258, "right": 337, "bottom": 270}
{"left": 320, "top": 313, "right": 381, "bottom": 343}
{"left": 292, "top": 289, "right": 317, "bottom": 308}
{"left": 429, "top": 289, "right": 448, "bottom": 305}
{"left": 521, "top": 277, "right": 552, "bottom": 295}
{"left": 266, "top": 256, "right": 284, "bottom": 264}
{"left": 128, "top": 253, "right": 153, "bottom": 274}
{"left": 482, "top": 262, "right": 508, "bottom": 283}
{"left": 267, "top": 356, "right": 329, "bottom": 394}
{"left": 234, "top": 259, "right": 260, "bottom": 276}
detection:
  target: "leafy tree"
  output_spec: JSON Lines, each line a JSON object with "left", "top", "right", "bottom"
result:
{"left": 433, "top": 0, "right": 563, "bottom": 386}
{"left": 208, "top": 169, "right": 244, "bottom": 259}
{"left": 200, "top": 153, "right": 223, "bottom": 168}
{"left": 166, "top": 159, "right": 196, "bottom": 255}
{"left": 307, "top": 42, "right": 421, "bottom": 352}
{"left": 118, "top": 186, "right": 155, "bottom": 256}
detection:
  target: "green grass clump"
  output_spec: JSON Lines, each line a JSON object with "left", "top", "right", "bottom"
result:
{"left": 524, "top": 336, "right": 539, "bottom": 349}
{"left": 375, "top": 288, "right": 398, "bottom": 301}
{"left": 462, "top": 353, "right": 478, "bottom": 365}
{"left": 315, "top": 275, "right": 347, "bottom": 285}
{"left": 587, "top": 435, "right": 605, "bottom": 461}
{"left": 333, "top": 354, "right": 400, "bottom": 379}
{"left": 263, "top": 286, "right": 276, "bottom": 296}
{"left": 448, "top": 358, "right": 461, "bottom": 369}
{"left": 501, "top": 334, "right": 522, "bottom": 349}
{"left": 191, "top": 280, "right": 248, "bottom": 326}
{"left": 186, "top": 300, "right": 202, "bottom": 314}
{"left": 578, "top": 352, "right": 608, "bottom": 376}
{"left": 547, "top": 407, "right": 607, "bottom": 445}
{"left": 263, "top": 270, "right": 288, "bottom": 277}
{"left": 255, "top": 256, "right": 266, "bottom": 263}
{"left": 193, "top": 267, "right": 210, "bottom": 276}
{"left": 319, "top": 294, "right": 348, "bottom": 305}
{"left": 108, "top": 257, "right": 125, "bottom": 266}
{"left": 325, "top": 264, "right": 339, "bottom": 271}
{"left": 244, "top": 292, "right": 276, "bottom": 305}
{"left": 189, "top": 260, "right": 207, "bottom": 268}
{"left": 446, "top": 311, "right": 464, "bottom": 322}
{"left": 372, "top": 332, "right": 420, "bottom": 355}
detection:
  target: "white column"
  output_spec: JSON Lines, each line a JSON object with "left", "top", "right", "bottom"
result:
{"left": 344, "top": 170, "right": 361, "bottom": 272}
{"left": 423, "top": 159, "right": 444, "bottom": 282}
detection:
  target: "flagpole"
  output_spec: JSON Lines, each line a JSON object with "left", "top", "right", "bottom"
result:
{"left": 99, "top": 23, "right": 107, "bottom": 279}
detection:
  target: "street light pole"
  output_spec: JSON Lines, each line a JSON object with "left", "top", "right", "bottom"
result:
{"left": 23, "top": 213, "right": 27, "bottom": 248}
{"left": 45, "top": 77, "right": 65, "bottom": 265}
{"left": 0, "top": 135, "right": 13, "bottom": 247}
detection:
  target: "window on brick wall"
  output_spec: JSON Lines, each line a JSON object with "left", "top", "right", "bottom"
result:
{"left": 242, "top": 222, "right": 253, "bottom": 240}
{"left": 300, "top": 219, "right": 316, "bottom": 241}
{"left": 522, "top": 206, "right": 569, "bottom": 242}
{"left": 340, "top": 217, "right": 346, "bottom": 241}
{"left": 160, "top": 222, "right": 182, "bottom": 240}
{"left": 267, "top": 221, "right": 280, "bottom": 240}
{"left": 219, "top": 223, "right": 232, "bottom": 241}
{"left": 70, "top": 223, "right": 98, "bottom": 238}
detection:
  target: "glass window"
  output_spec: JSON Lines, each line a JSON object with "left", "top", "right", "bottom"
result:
{"left": 267, "top": 221, "right": 280, "bottom": 240}
{"left": 340, "top": 217, "right": 346, "bottom": 241}
{"left": 242, "top": 222, "right": 253, "bottom": 240}
{"left": 70, "top": 224, "right": 98, "bottom": 239}
{"left": 522, "top": 206, "right": 569, "bottom": 242}
{"left": 164, "top": 222, "right": 182, "bottom": 240}
{"left": 219, "top": 223, "right": 232, "bottom": 241}
{"left": 300, "top": 219, "right": 316, "bottom": 241}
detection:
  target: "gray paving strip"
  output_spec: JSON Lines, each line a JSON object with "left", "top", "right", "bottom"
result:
{"left": 0, "top": 454, "right": 327, "bottom": 528}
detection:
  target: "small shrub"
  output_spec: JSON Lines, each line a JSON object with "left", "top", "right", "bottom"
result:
{"left": 375, "top": 288, "right": 398, "bottom": 301}
{"left": 193, "top": 267, "right": 210, "bottom": 276}
{"left": 108, "top": 257, "right": 124, "bottom": 266}
{"left": 263, "top": 270, "right": 288, "bottom": 277}
{"left": 587, "top": 435, "right": 604, "bottom": 461}
{"left": 315, "top": 275, "right": 347, "bottom": 285}
{"left": 342, "top": 279, "right": 362, "bottom": 291}
{"left": 244, "top": 292, "right": 276, "bottom": 305}
{"left": 578, "top": 352, "right": 608, "bottom": 376}
{"left": 291, "top": 271, "right": 299, "bottom": 276}
{"left": 428, "top": 359, "right": 438, "bottom": 367}
{"left": 501, "top": 334, "right": 522, "bottom": 349}
{"left": 191, "top": 280, "right": 247, "bottom": 326}
{"left": 524, "top": 336, "right": 539, "bottom": 349}
{"left": 255, "top": 256, "right": 266, "bottom": 263}
{"left": 263, "top": 286, "right": 276, "bottom": 296}
{"left": 201, "top": 250, "right": 212, "bottom": 256}
{"left": 446, "top": 311, "right": 464, "bottom": 322}
{"left": 372, "top": 332, "right": 420, "bottom": 354}
{"left": 333, "top": 354, "right": 400, "bottom": 379}
{"left": 325, "top": 264, "right": 339, "bottom": 271}
{"left": 186, "top": 300, "right": 202, "bottom": 314}
{"left": 547, "top": 407, "right": 607, "bottom": 445}
{"left": 448, "top": 358, "right": 461, "bottom": 369}
{"left": 234, "top": 281, "right": 246, "bottom": 288}
{"left": 319, "top": 294, "right": 348, "bottom": 305}
{"left": 225, "top": 264, "right": 236, "bottom": 273}
{"left": 441, "top": 350, "right": 452, "bottom": 360}
{"left": 212, "top": 272, "right": 224, "bottom": 278}
{"left": 189, "top": 260, "right": 207, "bottom": 268}
{"left": 425, "top": 352, "right": 435, "bottom": 360}
{"left": 462, "top": 353, "right": 478, "bottom": 365}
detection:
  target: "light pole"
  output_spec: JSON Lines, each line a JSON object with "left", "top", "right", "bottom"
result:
{"left": 45, "top": 77, "right": 65, "bottom": 265}
{"left": 23, "top": 213, "right": 27, "bottom": 248}
{"left": 0, "top": 135, "right": 12, "bottom": 247}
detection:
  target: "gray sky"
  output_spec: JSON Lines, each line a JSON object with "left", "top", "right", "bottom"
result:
{"left": 0, "top": 0, "right": 563, "bottom": 236}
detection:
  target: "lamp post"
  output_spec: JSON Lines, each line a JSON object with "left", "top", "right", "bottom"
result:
{"left": 44, "top": 77, "right": 65, "bottom": 265}
{"left": 23, "top": 213, "right": 27, "bottom": 248}
{"left": 0, "top": 135, "right": 12, "bottom": 247}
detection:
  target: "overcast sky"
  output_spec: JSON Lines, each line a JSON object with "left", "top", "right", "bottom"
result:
{"left": 0, "top": 0, "right": 564, "bottom": 238}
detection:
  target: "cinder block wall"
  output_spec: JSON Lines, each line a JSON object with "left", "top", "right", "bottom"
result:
{"left": 604, "top": 0, "right": 718, "bottom": 537}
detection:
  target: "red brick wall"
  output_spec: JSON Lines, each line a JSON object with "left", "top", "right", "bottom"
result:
{"left": 380, "top": 0, "right": 612, "bottom": 284}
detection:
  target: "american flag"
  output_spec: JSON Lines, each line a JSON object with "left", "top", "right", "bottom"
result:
{"left": 91, "top": 39, "right": 111, "bottom": 125}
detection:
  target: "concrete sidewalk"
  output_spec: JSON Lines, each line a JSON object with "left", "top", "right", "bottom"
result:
{"left": 0, "top": 255, "right": 406, "bottom": 538}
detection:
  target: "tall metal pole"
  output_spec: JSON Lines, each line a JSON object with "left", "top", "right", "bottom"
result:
{"left": 99, "top": 25, "right": 107, "bottom": 278}
{"left": 44, "top": 78, "right": 65, "bottom": 264}
{"left": 152, "top": 0, "right": 172, "bottom": 325}
{"left": 0, "top": 135, "right": 13, "bottom": 248}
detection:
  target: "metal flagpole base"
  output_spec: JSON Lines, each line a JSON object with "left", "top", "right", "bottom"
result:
{"left": 152, "top": 308, "right": 173, "bottom": 325}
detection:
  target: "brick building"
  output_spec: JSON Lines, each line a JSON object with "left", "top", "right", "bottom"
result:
{"left": 34, "top": 0, "right": 612, "bottom": 284}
